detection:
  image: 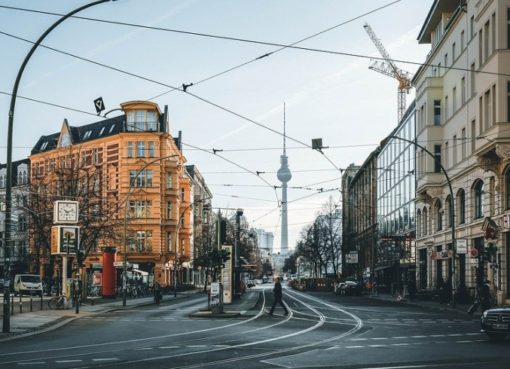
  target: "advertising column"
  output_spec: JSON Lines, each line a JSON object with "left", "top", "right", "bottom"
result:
{"left": 221, "top": 245, "right": 233, "bottom": 304}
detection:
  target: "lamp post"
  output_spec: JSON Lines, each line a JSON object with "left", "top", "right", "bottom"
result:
{"left": 122, "top": 154, "right": 181, "bottom": 307}
{"left": 389, "top": 135, "right": 457, "bottom": 307}
{"left": 234, "top": 208, "right": 243, "bottom": 298}
{"left": 2, "top": 0, "right": 113, "bottom": 333}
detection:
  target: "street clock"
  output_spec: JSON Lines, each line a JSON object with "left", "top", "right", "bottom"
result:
{"left": 54, "top": 201, "right": 79, "bottom": 224}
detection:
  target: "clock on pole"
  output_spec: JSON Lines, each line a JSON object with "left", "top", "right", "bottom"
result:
{"left": 54, "top": 200, "right": 79, "bottom": 224}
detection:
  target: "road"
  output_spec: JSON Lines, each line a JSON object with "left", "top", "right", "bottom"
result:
{"left": 0, "top": 285, "right": 508, "bottom": 369}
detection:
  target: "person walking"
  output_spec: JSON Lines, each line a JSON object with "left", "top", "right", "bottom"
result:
{"left": 269, "top": 277, "right": 288, "bottom": 315}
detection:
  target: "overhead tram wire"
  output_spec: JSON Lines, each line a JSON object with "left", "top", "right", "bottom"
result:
{"left": 1, "top": 5, "right": 510, "bottom": 79}
{"left": 0, "top": 30, "right": 342, "bottom": 174}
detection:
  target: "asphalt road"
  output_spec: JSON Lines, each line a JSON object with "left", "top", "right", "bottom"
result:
{"left": 0, "top": 285, "right": 509, "bottom": 369}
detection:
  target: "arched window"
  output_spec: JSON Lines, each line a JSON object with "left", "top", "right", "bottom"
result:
{"left": 423, "top": 207, "right": 428, "bottom": 235}
{"left": 505, "top": 167, "right": 510, "bottom": 210}
{"left": 417, "top": 209, "right": 422, "bottom": 237}
{"left": 22, "top": 171, "right": 27, "bottom": 184}
{"left": 435, "top": 200, "right": 443, "bottom": 231}
{"left": 446, "top": 195, "right": 453, "bottom": 228}
{"left": 473, "top": 180, "right": 484, "bottom": 219}
{"left": 457, "top": 189, "right": 465, "bottom": 224}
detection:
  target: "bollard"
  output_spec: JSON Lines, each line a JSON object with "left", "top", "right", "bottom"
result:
{"left": 19, "top": 294, "right": 22, "bottom": 314}
{"left": 30, "top": 296, "right": 33, "bottom": 312}
{"left": 11, "top": 294, "right": 14, "bottom": 315}
{"left": 40, "top": 294, "right": 43, "bottom": 311}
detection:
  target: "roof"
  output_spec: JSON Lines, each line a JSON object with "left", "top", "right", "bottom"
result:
{"left": 417, "top": 0, "right": 459, "bottom": 44}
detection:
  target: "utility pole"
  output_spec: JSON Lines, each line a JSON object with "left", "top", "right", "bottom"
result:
{"left": 234, "top": 209, "right": 243, "bottom": 298}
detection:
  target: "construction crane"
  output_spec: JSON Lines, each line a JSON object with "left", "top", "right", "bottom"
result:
{"left": 363, "top": 23, "right": 413, "bottom": 122}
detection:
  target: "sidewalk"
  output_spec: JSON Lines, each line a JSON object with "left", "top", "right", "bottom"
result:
{"left": 367, "top": 292, "right": 475, "bottom": 316}
{"left": 190, "top": 290, "right": 262, "bottom": 318}
{"left": 0, "top": 290, "right": 202, "bottom": 342}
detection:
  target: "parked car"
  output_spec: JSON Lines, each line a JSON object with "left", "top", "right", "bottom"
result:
{"left": 481, "top": 306, "right": 510, "bottom": 341}
{"left": 335, "top": 279, "right": 362, "bottom": 296}
{"left": 246, "top": 280, "right": 256, "bottom": 288}
{"left": 13, "top": 274, "right": 43, "bottom": 296}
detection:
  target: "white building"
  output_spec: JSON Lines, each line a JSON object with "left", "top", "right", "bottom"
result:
{"left": 414, "top": 0, "right": 510, "bottom": 305}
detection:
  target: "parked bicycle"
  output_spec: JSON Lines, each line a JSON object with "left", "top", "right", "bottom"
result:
{"left": 48, "top": 295, "right": 68, "bottom": 310}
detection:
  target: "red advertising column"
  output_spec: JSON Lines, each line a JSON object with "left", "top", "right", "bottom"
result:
{"left": 102, "top": 247, "right": 116, "bottom": 298}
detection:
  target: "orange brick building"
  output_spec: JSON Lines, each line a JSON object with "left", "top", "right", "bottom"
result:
{"left": 29, "top": 101, "right": 192, "bottom": 288}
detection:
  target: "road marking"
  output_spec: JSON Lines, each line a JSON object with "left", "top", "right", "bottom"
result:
{"left": 159, "top": 346, "right": 179, "bottom": 349}
{"left": 187, "top": 345, "right": 207, "bottom": 348}
{"left": 92, "top": 358, "right": 119, "bottom": 362}
{"left": 351, "top": 338, "right": 368, "bottom": 341}
{"left": 392, "top": 336, "right": 407, "bottom": 339}
{"left": 391, "top": 343, "right": 409, "bottom": 346}
{"left": 430, "top": 334, "right": 445, "bottom": 337}
{"left": 371, "top": 337, "right": 388, "bottom": 340}
{"left": 135, "top": 348, "right": 153, "bottom": 350}
{"left": 369, "top": 344, "right": 387, "bottom": 347}
{"left": 17, "top": 363, "right": 46, "bottom": 366}
{"left": 345, "top": 345, "right": 365, "bottom": 349}
{"left": 411, "top": 335, "right": 426, "bottom": 338}
{"left": 448, "top": 334, "right": 463, "bottom": 337}
{"left": 55, "top": 360, "right": 82, "bottom": 363}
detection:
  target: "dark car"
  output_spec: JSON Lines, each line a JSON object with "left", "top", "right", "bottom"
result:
{"left": 335, "top": 280, "right": 362, "bottom": 296}
{"left": 481, "top": 306, "right": 510, "bottom": 341}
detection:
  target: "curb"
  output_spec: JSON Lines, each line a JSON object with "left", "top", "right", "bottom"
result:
{"left": 366, "top": 294, "right": 474, "bottom": 316}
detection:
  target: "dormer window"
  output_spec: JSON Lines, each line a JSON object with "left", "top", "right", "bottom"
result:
{"left": 83, "top": 131, "right": 92, "bottom": 140}
{"left": 40, "top": 142, "right": 48, "bottom": 150}
{"left": 126, "top": 110, "right": 158, "bottom": 132}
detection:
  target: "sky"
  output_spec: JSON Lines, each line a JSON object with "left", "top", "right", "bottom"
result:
{"left": 0, "top": 0, "right": 433, "bottom": 253}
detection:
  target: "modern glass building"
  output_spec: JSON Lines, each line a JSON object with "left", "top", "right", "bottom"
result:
{"left": 376, "top": 101, "right": 416, "bottom": 293}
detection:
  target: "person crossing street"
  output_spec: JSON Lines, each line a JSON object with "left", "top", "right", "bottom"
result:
{"left": 269, "top": 277, "right": 288, "bottom": 315}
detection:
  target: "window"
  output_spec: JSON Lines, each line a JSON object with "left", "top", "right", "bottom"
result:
{"left": 136, "top": 141, "right": 145, "bottom": 158}
{"left": 484, "top": 89, "right": 491, "bottom": 130}
{"left": 507, "top": 8, "right": 510, "bottom": 49}
{"left": 181, "top": 188, "right": 185, "bottom": 201}
{"left": 461, "top": 30, "right": 465, "bottom": 50}
{"left": 423, "top": 207, "right": 428, "bottom": 235}
{"left": 444, "top": 142, "right": 449, "bottom": 168}
{"left": 127, "top": 141, "right": 133, "bottom": 158}
{"left": 458, "top": 189, "right": 466, "bottom": 224}
{"left": 470, "top": 16, "right": 475, "bottom": 39}
{"left": 129, "top": 200, "right": 152, "bottom": 218}
{"left": 434, "top": 100, "right": 441, "bottom": 125}
{"left": 474, "top": 180, "right": 484, "bottom": 219}
{"left": 453, "top": 135, "right": 457, "bottom": 165}
{"left": 128, "top": 231, "right": 152, "bottom": 252}
{"left": 508, "top": 82, "right": 510, "bottom": 122}
{"left": 434, "top": 145, "right": 442, "bottom": 173}
{"left": 446, "top": 196, "right": 452, "bottom": 228}
{"left": 166, "top": 173, "right": 173, "bottom": 189}
{"left": 417, "top": 209, "right": 422, "bottom": 237}
{"left": 445, "top": 96, "right": 449, "bottom": 119}
{"left": 167, "top": 202, "right": 173, "bottom": 219}
{"left": 148, "top": 142, "right": 155, "bottom": 158}
{"left": 461, "top": 77, "right": 466, "bottom": 105}
{"left": 435, "top": 201, "right": 442, "bottom": 231}
{"left": 444, "top": 53, "right": 448, "bottom": 69}
{"left": 17, "top": 216, "right": 27, "bottom": 232}
{"left": 167, "top": 233, "right": 173, "bottom": 253}
{"left": 470, "top": 63, "right": 476, "bottom": 96}
{"left": 129, "top": 170, "right": 153, "bottom": 187}
{"left": 452, "top": 43, "right": 456, "bottom": 61}
{"left": 492, "top": 13, "right": 496, "bottom": 54}
{"left": 126, "top": 110, "right": 159, "bottom": 132}
{"left": 452, "top": 87, "right": 457, "bottom": 112}
{"left": 471, "top": 120, "right": 476, "bottom": 153}
{"left": 461, "top": 128, "right": 466, "bottom": 160}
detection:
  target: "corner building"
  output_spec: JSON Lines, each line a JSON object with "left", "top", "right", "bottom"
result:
{"left": 414, "top": 0, "right": 510, "bottom": 304}
{"left": 29, "top": 101, "right": 191, "bottom": 288}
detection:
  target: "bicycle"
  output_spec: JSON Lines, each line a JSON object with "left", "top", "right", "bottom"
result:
{"left": 48, "top": 295, "right": 68, "bottom": 310}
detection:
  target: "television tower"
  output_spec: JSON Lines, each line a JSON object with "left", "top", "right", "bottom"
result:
{"left": 277, "top": 104, "right": 292, "bottom": 257}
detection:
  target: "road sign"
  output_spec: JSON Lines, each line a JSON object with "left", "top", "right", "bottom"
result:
{"left": 210, "top": 282, "right": 220, "bottom": 296}
{"left": 93, "top": 97, "right": 105, "bottom": 114}
{"left": 456, "top": 239, "right": 467, "bottom": 254}
{"left": 470, "top": 248, "right": 479, "bottom": 258}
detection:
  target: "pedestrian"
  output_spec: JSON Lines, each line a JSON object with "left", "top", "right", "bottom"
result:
{"left": 269, "top": 277, "right": 288, "bottom": 315}
{"left": 480, "top": 280, "right": 492, "bottom": 312}
{"left": 154, "top": 281, "right": 161, "bottom": 305}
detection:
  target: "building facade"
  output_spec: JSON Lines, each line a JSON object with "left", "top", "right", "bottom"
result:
{"left": 414, "top": 0, "right": 510, "bottom": 304}
{"left": 377, "top": 103, "right": 416, "bottom": 293}
{"left": 342, "top": 152, "right": 379, "bottom": 280}
{"left": 0, "top": 159, "right": 30, "bottom": 276}
{"left": 29, "top": 101, "right": 192, "bottom": 289}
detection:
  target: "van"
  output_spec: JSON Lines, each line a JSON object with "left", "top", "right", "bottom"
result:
{"left": 14, "top": 274, "right": 43, "bottom": 296}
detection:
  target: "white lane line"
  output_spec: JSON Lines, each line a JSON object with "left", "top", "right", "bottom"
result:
{"left": 412, "top": 335, "right": 427, "bottom": 338}
{"left": 466, "top": 333, "right": 481, "bottom": 336}
{"left": 187, "top": 345, "right": 207, "bottom": 348}
{"left": 392, "top": 336, "right": 407, "bottom": 339}
{"left": 391, "top": 343, "right": 409, "bottom": 346}
{"left": 351, "top": 338, "right": 368, "bottom": 341}
{"left": 430, "top": 334, "right": 445, "bottom": 337}
{"left": 371, "top": 337, "right": 388, "bottom": 340}
{"left": 345, "top": 346, "right": 365, "bottom": 349}
{"left": 456, "top": 340, "right": 474, "bottom": 343}
{"left": 55, "top": 360, "right": 82, "bottom": 363}
{"left": 92, "top": 358, "right": 119, "bottom": 362}
{"left": 17, "top": 363, "right": 46, "bottom": 366}
{"left": 369, "top": 344, "right": 387, "bottom": 348}
{"left": 159, "top": 346, "right": 179, "bottom": 349}
{"left": 448, "top": 333, "right": 463, "bottom": 337}
{"left": 135, "top": 348, "right": 153, "bottom": 351}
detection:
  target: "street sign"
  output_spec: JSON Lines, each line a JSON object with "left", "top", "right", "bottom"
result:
{"left": 346, "top": 252, "right": 358, "bottom": 264}
{"left": 470, "top": 248, "right": 479, "bottom": 258}
{"left": 210, "top": 282, "right": 220, "bottom": 296}
{"left": 456, "top": 239, "right": 467, "bottom": 254}
{"left": 93, "top": 97, "right": 105, "bottom": 114}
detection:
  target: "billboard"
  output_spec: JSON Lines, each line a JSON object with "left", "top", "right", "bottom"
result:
{"left": 51, "top": 226, "right": 80, "bottom": 255}
{"left": 221, "top": 245, "right": 233, "bottom": 304}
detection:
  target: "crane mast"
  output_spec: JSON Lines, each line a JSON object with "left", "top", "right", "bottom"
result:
{"left": 363, "top": 23, "right": 413, "bottom": 122}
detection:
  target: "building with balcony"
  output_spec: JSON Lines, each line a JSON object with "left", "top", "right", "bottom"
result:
{"left": 414, "top": 0, "right": 510, "bottom": 304}
{"left": 29, "top": 101, "right": 191, "bottom": 289}
{"left": 0, "top": 159, "right": 30, "bottom": 276}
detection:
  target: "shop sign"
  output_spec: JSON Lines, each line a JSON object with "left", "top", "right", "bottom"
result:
{"left": 91, "top": 263, "right": 103, "bottom": 269}
{"left": 346, "top": 252, "right": 358, "bottom": 264}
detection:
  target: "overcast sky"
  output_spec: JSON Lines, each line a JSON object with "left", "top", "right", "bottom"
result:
{"left": 0, "top": 0, "right": 433, "bottom": 252}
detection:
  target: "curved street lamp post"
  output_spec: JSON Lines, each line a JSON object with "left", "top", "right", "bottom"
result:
{"left": 389, "top": 136, "right": 457, "bottom": 308}
{"left": 3, "top": 0, "right": 113, "bottom": 334}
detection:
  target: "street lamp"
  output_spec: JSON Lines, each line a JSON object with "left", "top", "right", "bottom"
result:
{"left": 234, "top": 208, "right": 243, "bottom": 298}
{"left": 3, "top": 0, "right": 113, "bottom": 334}
{"left": 122, "top": 154, "right": 181, "bottom": 307}
{"left": 389, "top": 135, "right": 457, "bottom": 307}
